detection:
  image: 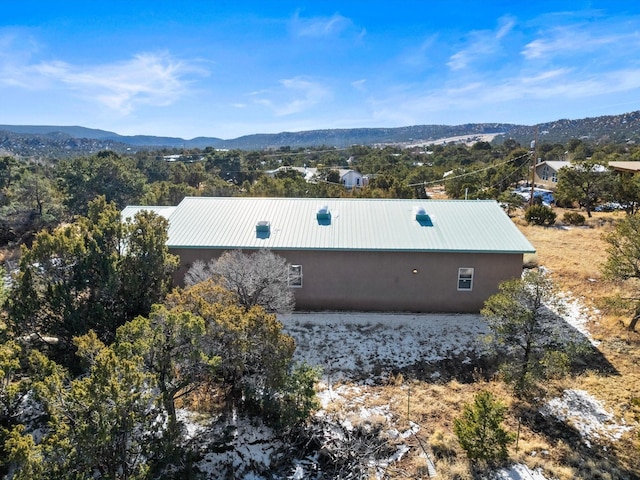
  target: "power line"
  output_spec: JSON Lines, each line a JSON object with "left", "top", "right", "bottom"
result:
{"left": 406, "top": 151, "right": 532, "bottom": 187}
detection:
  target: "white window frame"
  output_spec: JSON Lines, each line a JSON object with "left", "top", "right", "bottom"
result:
{"left": 541, "top": 165, "right": 549, "bottom": 181}
{"left": 288, "top": 264, "right": 303, "bottom": 288}
{"left": 457, "top": 267, "right": 474, "bottom": 291}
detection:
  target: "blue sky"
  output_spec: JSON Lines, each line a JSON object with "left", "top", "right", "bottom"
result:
{"left": 1, "top": 1, "right": 639, "bottom": 139}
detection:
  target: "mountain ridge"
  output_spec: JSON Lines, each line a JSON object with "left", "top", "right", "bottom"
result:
{"left": 2, "top": 110, "right": 640, "bottom": 157}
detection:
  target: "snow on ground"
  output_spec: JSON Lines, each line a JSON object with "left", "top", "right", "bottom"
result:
{"left": 181, "top": 294, "right": 630, "bottom": 478}
{"left": 552, "top": 292, "right": 601, "bottom": 347}
{"left": 187, "top": 410, "right": 283, "bottom": 478}
{"left": 280, "top": 312, "right": 492, "bottom": 382}
{"left": 491, "top": 463, "right": 549, "bottom": 480}
{"left": 540, "top": 389, "right": 633, "bottom": 448}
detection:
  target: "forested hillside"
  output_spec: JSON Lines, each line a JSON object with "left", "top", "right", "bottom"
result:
{"left": 3, "top": 110, "right": 640, "bottom": 156}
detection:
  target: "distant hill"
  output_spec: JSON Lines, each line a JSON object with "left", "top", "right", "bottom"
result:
{"left": 2, "top": 110, "right": 640, "bottom": 157}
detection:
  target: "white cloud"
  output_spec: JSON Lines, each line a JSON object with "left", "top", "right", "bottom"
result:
{"left": 522, "top": 24, "right": 640, "bottom": 60}
{"left": 293, "top": 12, "right": 353, "bottom": 37}
{"left": 251, "top": 77, "right": 330, "bottom": 116}
{"left": 291, "top": 11, "right": 361, "bottom": 39}
{"left": 400, "top": 34, "right": 439, "bottom": 68}
{"left": 0, "top": 35, "right": 206, "bottom": 116}
{"left": 369, "top": 65, "right": 640, "bottom": 127}
{"left": 447, "top": 16, "right": 515, "bottom": 70}
{"left": 0, "top": 29, "right": 45, "bottom": 88}
{"left": 351, "top": 79, "right": 367, "bottom": 91}
{"left": 32, "top": 52, "right": 204, "bottom": 114}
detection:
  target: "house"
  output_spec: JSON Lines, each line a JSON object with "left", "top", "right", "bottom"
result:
{"left": 338, "top": 169, "right": 364, "bottom": 189}
{"left": 534, "top": 160, "right": 609, "bottom": 189}
{"left": 265, "top": 166, "right": 365, "bottom": 189}
{"left": 608, "top": 161, "right": 640, "bottom": 174}
{"left": 122, "top": 197, "right": 535, "bottom": 313}
{"left": 533, "top": 161, "right": 571, "bottom": 189}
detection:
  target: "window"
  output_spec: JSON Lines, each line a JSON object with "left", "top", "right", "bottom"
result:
{"left": 457, "top": 267, "right": 474, "bottom": 291}
{"left": 288, "top": 264, "right": 303, "bottom": 288}
{"left": 551, "top": 171, "right": 558, "bottom": 183}
{"left": 541, "top": 165, "right": 549, "bottom": 181}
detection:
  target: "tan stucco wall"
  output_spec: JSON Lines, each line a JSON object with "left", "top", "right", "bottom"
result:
{"left": 171, "top": 248, "right": 523, "bottom": 313}
{"left": 534, "top": 165, "right": 559, "bottom": 189}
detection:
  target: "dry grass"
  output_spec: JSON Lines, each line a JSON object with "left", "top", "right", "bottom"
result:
{"left": 515, "top": 209, "right": 620, "bottom": 289}
{"left": 378, "top": 207, "right": 640, "bottom": 479}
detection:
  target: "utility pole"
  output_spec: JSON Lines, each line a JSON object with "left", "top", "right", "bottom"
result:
{"left": 529, "top": 126, "right": 538, "bottom": 206}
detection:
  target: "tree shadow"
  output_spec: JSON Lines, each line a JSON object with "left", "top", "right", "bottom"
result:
{"left": 535, "top": 304, "right": 618, "bottom": 376}
{"left": 512, "top": 402, "right": 640, "bottom": 480}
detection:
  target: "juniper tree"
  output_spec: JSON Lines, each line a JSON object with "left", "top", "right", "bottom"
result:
{"left": 481, "top": 268, "right": 569, "bottom": 397}
{"left": 6, "top": 196, "right": 178, "bottom": 361}
{"left": 454, "top": 390, "right": 514, "bottom": 463}
{"left": 602, "top": 213, "right": 640, "bottom": 331}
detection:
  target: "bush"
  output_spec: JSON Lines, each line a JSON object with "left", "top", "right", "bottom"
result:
{"left": 261, "top": 362, "right": 321, "bottom": 428}
{"left": 562, "top": 211, "right": 585, "bottom": 226}
{"left": 453, "top": 390, "right": 514, "bottom": 463}
{"left": 525, "top": 205, "right": 556, "bottom": 226}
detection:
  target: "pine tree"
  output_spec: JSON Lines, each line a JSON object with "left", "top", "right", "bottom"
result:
{"left": 453, "top": 390, "right": 514, "bottom": 463}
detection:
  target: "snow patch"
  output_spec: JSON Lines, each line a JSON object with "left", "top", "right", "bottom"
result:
{"left": 540, "top": 389, "right": 633, "bottom": 447}
{"left": 491, "top": 463, "right": 548, "bottom": 479}
{"left": 281, "top": 312, "right": 491, "bottom": 382}
{"left": 551, "top": 292, "right": 601, "bottom": 346}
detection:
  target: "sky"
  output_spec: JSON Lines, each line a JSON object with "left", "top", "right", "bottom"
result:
{"left": 1, "top": 1, "right": 640, "bottom": 140}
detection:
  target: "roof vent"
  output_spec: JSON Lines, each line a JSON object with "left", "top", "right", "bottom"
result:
{"left": 316, "top": 205, "right": 331, "bottom": 225}
{"left": 256, "top": 220, "right": 271, "bottom": 238}
{"left": 414, "top": 206, "right": 433, "bottom": 226}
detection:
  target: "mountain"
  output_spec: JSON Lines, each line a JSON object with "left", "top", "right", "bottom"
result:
{"left": 0, "top": 123, "right": 516, "bottom": 151}
{"left": 2, "top": 110, "right": 640, "bottom": 157}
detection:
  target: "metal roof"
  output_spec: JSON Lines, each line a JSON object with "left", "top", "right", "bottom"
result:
{"left": 608, "top": 161, "right": 640, "bottom": 173}
{"left": 539, "top": 161, "right": 571, "bottom": 171}
{"left": 157, "top": 197, "right": 535, "bottom": 254}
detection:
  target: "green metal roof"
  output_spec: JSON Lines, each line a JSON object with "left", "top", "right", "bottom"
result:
{"left": 156, "top": 197, "right": 535, "bottom": 254}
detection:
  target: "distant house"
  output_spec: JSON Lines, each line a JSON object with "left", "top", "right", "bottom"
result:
{"left": 122, "top": 197, "right": 535, "bottom": 313}
{"left": 533, "top": 161, "right": 571, "bottom": 189}
{"left": 534, "top": 160, "right": 613, "bottom": 189}
{"left": 338, "top": 169, "right": 364, "bottom": 189}
{"left": 265, "top": 166, "right": 365, "bottom": 189}
{"left": 608, "top": 161, "right": 640, "bottom": 174}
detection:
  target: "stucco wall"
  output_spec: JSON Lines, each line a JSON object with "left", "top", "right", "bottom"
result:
{"left": 534, "top": 165, "right": 559, "bottom": 189}
{"left": 171, "top": 248, "right": 523, "bottom": 313}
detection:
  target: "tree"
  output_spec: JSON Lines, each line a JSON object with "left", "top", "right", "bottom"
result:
{"left": 498, "top": 191, "right": 525, "bottom": 217}
{"left": 525, "top": 204, "right": 556, "bottom": 226}
{"left": 454, "top": 390, "right": 514, "bottom": 463}
{"left": 16, "top": 340, "right": 160, "bottom": 479}
{"left": 481, "top": 269, "right": 569, "bottom": 397}
{"left": 0, "top": 159, "right": 66, "bottom": 245}
{"left": 5, "top": 340, "right": 158, "bottom": 479}
{"left": 444, "top": 168, "right": 483, "bottom": 199}
{"left": 555, "top": 160, "right": 613, "bottom": 217}
{"left": 115, "top": 305, "right": 220, "bottom": 441}
{"left": 611, "top": 171, "right": 640, "bottom": 216}
{"left": 602, "top": 214, "right": 640, "bottom": 331}
{"left": 119, "top": 210, "right": 179, "bottom": 318}
{"left": 268, "top": 362, "right": 321, "bottom": 427}
{"left": 57, "top": 152, "right": 147, "bottom": 216}
{"left": 0, "top": 265, "right": 8, "bottom": 315}
{"left": 164, "top": 281, "right": 296, "bottom": 412}
{"left": 185, "top": 249, "right": 295, "bottom": 313}
{"left": 6, "top": 197, "right": 178, "bottom": 362}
